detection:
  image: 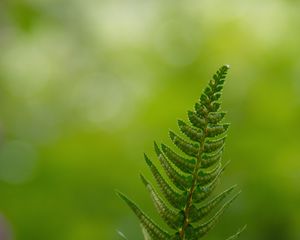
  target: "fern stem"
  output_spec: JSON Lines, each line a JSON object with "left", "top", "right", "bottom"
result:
{"left": 179, "top": 122, "right": 208, "bottom": 239}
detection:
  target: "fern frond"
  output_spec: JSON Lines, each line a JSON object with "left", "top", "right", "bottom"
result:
{"left": 118, "top": 65, "right": 245, "bottom": 239}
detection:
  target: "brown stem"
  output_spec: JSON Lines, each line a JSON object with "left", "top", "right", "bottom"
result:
{"left": 179, "top": 126, "right": 207, "bottom": 239}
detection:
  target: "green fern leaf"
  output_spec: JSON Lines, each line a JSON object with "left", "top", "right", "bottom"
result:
{"left": 118, "top": 65, "right": 245, "bottom": 239}
{"left": 178, "top": 120, "right": 203, "bottom": 142}
{"left": 154, "top": 142, "right": 192, "bottom": 190}
{"left": 192, "top": 191, "right": 241, "bottom": 239}
{"left": 169, "top": 131, "right": 199, "bottom": 157}
{"left": 201, "top": 150, "right": 223, "bottom": 168}
{"left": 196, "top": 161, "right": 222, "bottom": 185}
{"left": 144, "top": 154, "right": 187, "bottom": 209}
{"left": 161, "top": 144, "right": 195, "bottom": 174}
{"left": 188, "top": 111, "right": 206, "bottom": 129}
{"left": 117, "top": 191, "right": 171, "bottom": 239}
{"left": 189, "top": 185, "right": 237, "bottom": 222}
{"left": 140, "top": 174, "right": 184, "bottom": 229}
{"left": 192, "top": 170, "right": 221, "bottom": 203}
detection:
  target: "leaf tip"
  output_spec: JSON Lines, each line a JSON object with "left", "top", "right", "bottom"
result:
{"left": 153, "top": 141, "right": 161, "bottom": 155}
{"left": 140, "top": 173, "right": 148, "bottom": 186}
{"left": 224, "top": 64, "right": 230, "bottom": 69}
{"left": 144, "top": 153, "right": 152, "bottom": 166}
{"left": 169, "top": 130, "right": 175, "bottom": 140}
{"left": 115, "top": 190, "right": 127, "bottom": 202}
{"left": 177, "top": 119, "right": 184, "bottom": 127}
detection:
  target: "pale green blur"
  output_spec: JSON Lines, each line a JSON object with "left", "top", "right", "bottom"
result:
{"left": 0, "top": 0, "right": 300, "bottom": 240}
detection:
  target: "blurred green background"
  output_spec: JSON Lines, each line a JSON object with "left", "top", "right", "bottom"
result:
{"left": 0, "top": 0, "right": 300, "bottom": 239}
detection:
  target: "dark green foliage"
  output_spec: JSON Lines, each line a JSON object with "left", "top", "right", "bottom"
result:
{"left": 117, "top": 65, "right": 245, "bottom": 239}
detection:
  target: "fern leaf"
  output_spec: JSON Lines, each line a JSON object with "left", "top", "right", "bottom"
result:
{"left": 201, "top": 149, "right": 223, "bottom": 168}
{"left": 206, "top": 123, "right": 230, "bottom": 138}
{"left": 178, "top": 120, "right": 203, "bottom": 142}
{"left": 197, "top": 162, "right": 222, "bottom": 185}
{"left": 154, "top": 142, "right": 192, "bottom": 190}
{"left": 141, "top": 174, "right": 184, "bottom": 229}
{"left": 193, "top": 169, "right": 222, "bottom": 203}
{"left": 169, "top": 131, "right": 199, "bottom": 157}
{"left": 203, "top": 137, "right": 226, "bottom": 154}
{"left": 141, "top": 225, "right": 152, "bottom": 240}
{"left": 118, "top": 65, "right": 245, "bottom": 239}
{"left": 161, "top": 144, "right": 195, "bottom": 174}
{"left": 189, "top": 185, "right": 237, "bottom": 222}
{"left": 144, "top": 154, "right": 187, "bottom": 209}
{"left": 193, "top": 191, "right": 241, "bottom": 238}
{"left": 207, "top": 111, "right": 227, "bottom": 124}
{"left": 188, "top": 110, "right": 206, "bottom": 129}
{"left": 116, "top": 191, "right": 171, "bottom": 239}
